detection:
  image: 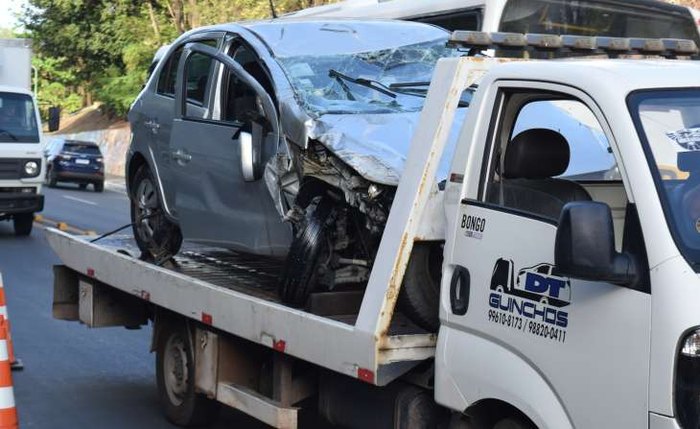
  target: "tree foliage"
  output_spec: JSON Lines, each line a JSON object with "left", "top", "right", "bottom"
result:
{"left": 22, "top": 0, "right": 336, "bottom": 117}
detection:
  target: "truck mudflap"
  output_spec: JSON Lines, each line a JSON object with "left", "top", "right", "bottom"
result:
{"left": 47, "top": 229, "right": 436, "bottom": 386}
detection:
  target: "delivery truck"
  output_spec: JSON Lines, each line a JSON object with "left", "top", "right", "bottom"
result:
{"left": 48, "top": 32, "right": 700, "bottom": 429}
{"left": 0, "top": 38, "right": 47, "bottom": 236}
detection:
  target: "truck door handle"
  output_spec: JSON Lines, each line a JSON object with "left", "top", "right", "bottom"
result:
{"left": 171, "top": 149, "right": 192, "bottom": 165}
{"left": 450, "top": 266, "right": 470, "bottom": 316}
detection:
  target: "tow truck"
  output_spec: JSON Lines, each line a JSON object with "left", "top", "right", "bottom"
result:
{"left": 47, "top": 32, "right": 700, "bottom": 428}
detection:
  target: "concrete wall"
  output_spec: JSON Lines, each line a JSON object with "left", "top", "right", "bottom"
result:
{"left": 53, "top": 124, "right": 131, "bottom": 177}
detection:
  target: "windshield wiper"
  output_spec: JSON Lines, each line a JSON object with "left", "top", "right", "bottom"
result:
{"left": 328, "top": 69, "right": 396, "bottom": 99}
{"left": 0, "top": 130, "right": 18, "bottom": 142}
{"left": 388, "top": 82, "right": 477, "bottom": 107}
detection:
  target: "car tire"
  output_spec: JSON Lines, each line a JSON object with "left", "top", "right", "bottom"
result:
{"left": 79, "top": 184, "right": 87, "bottom": 190}
{"left": 13, "top": 214, "right": 33, "bottom": 236}
{"left": 156, "top": 320, "right": 219, "bottom": 427}
{"left": 94, "top": 182, "right": 104, "bottom": 193}
{"left": 46, "top": 166, "right": 57, "bottom": 188}
{"left": 279, "top": 197, "right": 335, "bottom": 307}
{"left": 130, "top": 165, "right": 182, "bottom": 260}
{"left": 398, "top": 242, "right": 443, "bottom": 332}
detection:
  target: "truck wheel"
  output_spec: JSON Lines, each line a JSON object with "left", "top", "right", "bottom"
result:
{"left": 493, "top": 418, "right": 536, "bottom": 429}
{"left": 13, "top": 214, "right": 33, "bottom": 236}
{"left": 130, "top": 165, "right": 182, "bottom": 260}
{"left": 156, "top": 321, "right": 219, "bottom": 426}
{"left": 94, "top": 181, "right": 104, "bottom": 193}
{"left": 279, "top": 197, "right": 335, "bottom": 307}
{"left": 398, "top": 242, "right": 443, "bottom": 332}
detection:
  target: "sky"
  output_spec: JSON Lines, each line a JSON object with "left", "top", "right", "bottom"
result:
{"left": 0, "top": 0, "right": 27, "bottom": 30}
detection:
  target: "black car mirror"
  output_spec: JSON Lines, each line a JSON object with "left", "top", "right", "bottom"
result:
{"left": 555, "top": 201, "right": 638, "bottom": 286}
{"left": 48, "top": 106, "right": 60, "bottom": 133}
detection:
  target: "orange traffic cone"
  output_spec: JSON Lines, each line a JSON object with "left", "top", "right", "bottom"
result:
{"left": 0, "top": 277, "right": 21, "bottom": 371}
{"left": 0, "top": 317, "right": 18, "bottom": 429}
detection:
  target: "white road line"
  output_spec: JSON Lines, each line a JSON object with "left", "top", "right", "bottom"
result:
{"left": 63, "top": 195, "right": 98, "bottom": 206}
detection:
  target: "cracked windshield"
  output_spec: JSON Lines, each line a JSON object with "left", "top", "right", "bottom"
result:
{"left": 269, "top": 23, "right": 464, "bottom": 114}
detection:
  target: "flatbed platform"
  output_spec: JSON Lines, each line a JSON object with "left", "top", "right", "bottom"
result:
{"left": 47, "top": 229, "right": 436, "bottom": 386}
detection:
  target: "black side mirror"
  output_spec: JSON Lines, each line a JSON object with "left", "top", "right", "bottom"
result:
{"left": 48, "top": 106, "right": 61, "bottom": 132}
{"left": 555, "top": 201, "right": 638, "bottom": 286}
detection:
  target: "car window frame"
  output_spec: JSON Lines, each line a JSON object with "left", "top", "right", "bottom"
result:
{"left": 155, "top": 32, "right": 223, "bottom": 101}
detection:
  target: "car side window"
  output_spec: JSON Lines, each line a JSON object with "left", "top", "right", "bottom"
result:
{"left": 182, "top": 51, "right": 217, "bottom": 119}
{"left": 157, "top": 47, "right": 183, "bottom": 97}
{"left": 484, "top": 96, "right": 619, "bottom": 221}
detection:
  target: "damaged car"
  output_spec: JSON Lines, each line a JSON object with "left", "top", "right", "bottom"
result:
{"left": 126, "top": 19, "right": 469, "bottom": 330}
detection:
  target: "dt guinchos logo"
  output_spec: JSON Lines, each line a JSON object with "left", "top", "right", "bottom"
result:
{"left": 487, "top": 258, "right": 570, "bottom": 343}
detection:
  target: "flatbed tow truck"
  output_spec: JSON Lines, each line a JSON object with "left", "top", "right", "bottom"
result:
{"left": 48, "top": 33, "right": 700, "bottom": 429}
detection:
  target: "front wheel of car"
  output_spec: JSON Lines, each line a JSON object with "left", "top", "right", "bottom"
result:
{"left": 279, "top": 197, "right": 335, "bottom": 307}
{"left": 130, "top": 165, "right": 182, "bottom": 261}
{"left": 398, "top": 242, "right": 443, "bottom": 332}
{"left": 46, "top": 166, "right": 57, "bottom": 188}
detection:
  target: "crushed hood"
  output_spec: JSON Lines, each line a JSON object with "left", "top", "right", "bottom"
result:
{"left": 307, "top": 110, "right": 468, "bottom": 186}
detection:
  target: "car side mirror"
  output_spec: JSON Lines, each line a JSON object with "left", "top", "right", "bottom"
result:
{"left": 239, "top": 122, "right": 265, "bottom": 182}
{"left": 48, "top": 106, "right": 60, "bottom": 133}
{"left": 555, "top": 201, "right": 638, "bottom": 286}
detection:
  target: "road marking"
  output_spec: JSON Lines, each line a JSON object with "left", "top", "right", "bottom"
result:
{"left": 62, "top": 195, "right": 98, "bottom": 206}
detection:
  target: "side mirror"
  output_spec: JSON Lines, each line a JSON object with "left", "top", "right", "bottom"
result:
{"left": 48, "top": 106, "right": 60, "bottom": 132}
{"left": 555, "top": 201, "right": 638, "bottom": 286}
{"left": 239, "top": 122, "right": 264, "bottom": 182}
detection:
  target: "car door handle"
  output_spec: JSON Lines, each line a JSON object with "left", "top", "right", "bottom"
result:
{"left": 171, "top": 149, "right": 192, "bottom": 165}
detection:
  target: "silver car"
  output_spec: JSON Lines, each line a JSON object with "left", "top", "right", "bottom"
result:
{"left": 126, "top": 19, "right": 465, "bottom": 330}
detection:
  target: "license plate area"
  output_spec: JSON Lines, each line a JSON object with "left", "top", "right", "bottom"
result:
{"left": 75, "top": 159, "right": 90, "bottom": 165}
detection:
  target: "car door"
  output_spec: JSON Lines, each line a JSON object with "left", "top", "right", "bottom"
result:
{"left": 438, "top": 85, "right": 651, "bottom": 428}
{"left": 169, "top": 42, "right": 291, "bottom": 256}
{"left": 144, "top": 34, "right": 222, "bottom": 215}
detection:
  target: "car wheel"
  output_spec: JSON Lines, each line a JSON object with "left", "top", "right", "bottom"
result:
{"left": 46, "top": 166, "right": 57, "bottom": 187}
{"left": 279, "top": 197, "right": 335, "bottom": 307}
{"left": 130, "top": 165, "right": 182, "bottom": 260}
{"left": 398, "top": 242, "right": 443, "bottom": 332}
{"left": 79, "top": 183, "right": 87, "bottom": 190}
{"left": 13, "top": 214, "right": 33, "bottom": 236}
{"left": 94, "top": 182, "right": 104, "bottom": 193}
{"left": 156, "top": 320, "right": 219, "bottom": 426}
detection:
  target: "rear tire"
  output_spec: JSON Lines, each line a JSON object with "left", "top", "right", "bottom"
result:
{"left": 130, "top": 165, "right": 182, "bottom": 260}
{"left": 94, "top": 181, "right": 104, "bottom": 192}
{"left": 493, "top": 418, "right": 536, "bottom": 429}
{"left": 156, "top": 320, "right": 219, "bottom": 426}
{"left": 279, "top": 197, "right": 334, "bottom": 307}
{"left": 13, "top": 213, "right": 33, "bottom": 236}
{"left": 79, "top": 183, "right": 87, "bottom": 190}
{"left": 398, "top": 242, "right": 443, "bottom": 332}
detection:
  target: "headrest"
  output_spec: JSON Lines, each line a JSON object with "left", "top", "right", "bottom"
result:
{"left": 504, "top": 129, "right": 570, "bottom": 179}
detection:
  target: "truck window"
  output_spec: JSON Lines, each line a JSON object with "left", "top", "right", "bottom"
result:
{"left": 484, "top": 96, "right": 622, "bottom": 222}
{"left": 412, "top": 9, "right": 482, "bottom": 32}
{"left": 500, "top": 0, "right": 699, "bottom": 43}
{"left": 0, "top": 92, "right": 39, "bottom": 144}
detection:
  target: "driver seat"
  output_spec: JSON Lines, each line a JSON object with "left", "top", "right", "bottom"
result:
{"left": 488, "top": 128, "right": 592, "bottom": 220}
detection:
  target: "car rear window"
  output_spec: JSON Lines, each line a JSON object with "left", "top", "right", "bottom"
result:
{"left": 64, "top": 143, "right": 101, "bottom": 155}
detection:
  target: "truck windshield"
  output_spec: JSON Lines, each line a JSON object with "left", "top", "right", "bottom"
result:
{"left": 500, "top": 0, "right": 700, "bottom": 44}
{"left": 0, "top": 92, "right": 39, "bottom": 144}
{"left": 629, "top": 89, "right": 700, "bottom": 268}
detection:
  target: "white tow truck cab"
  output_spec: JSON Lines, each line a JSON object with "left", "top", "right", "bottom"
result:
{"left": 47, "top": 32, "right": 700, "bottom": 429}
{"left": 0, "top": 39, "right": 46, "bottom": 236}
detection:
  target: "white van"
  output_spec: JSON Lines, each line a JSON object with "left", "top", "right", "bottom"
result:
{"left": 286, "top": 0, "right": 700, "bottom": 44}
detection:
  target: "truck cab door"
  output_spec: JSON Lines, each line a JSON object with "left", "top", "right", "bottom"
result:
{"left": 437, "top": 86, "right": 651, "bottom": 428}
{"left": 169, "top": 42, "right": 291, "bottom": 256}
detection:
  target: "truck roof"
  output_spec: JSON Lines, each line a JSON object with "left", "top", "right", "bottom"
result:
{"left": 487, "top": 59, "right": 700, "bottom": 95}
{"left": 0, "top": 85, "right": 33, "bottom": 96}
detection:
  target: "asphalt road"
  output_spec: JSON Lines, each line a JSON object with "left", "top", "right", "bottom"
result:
{"left": 0, "top": 180, "right": 270, "bottom": 428}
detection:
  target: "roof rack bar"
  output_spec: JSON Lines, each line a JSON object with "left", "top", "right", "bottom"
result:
{"left": 448, "top": 31, "right": 700, "bottom": 58}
